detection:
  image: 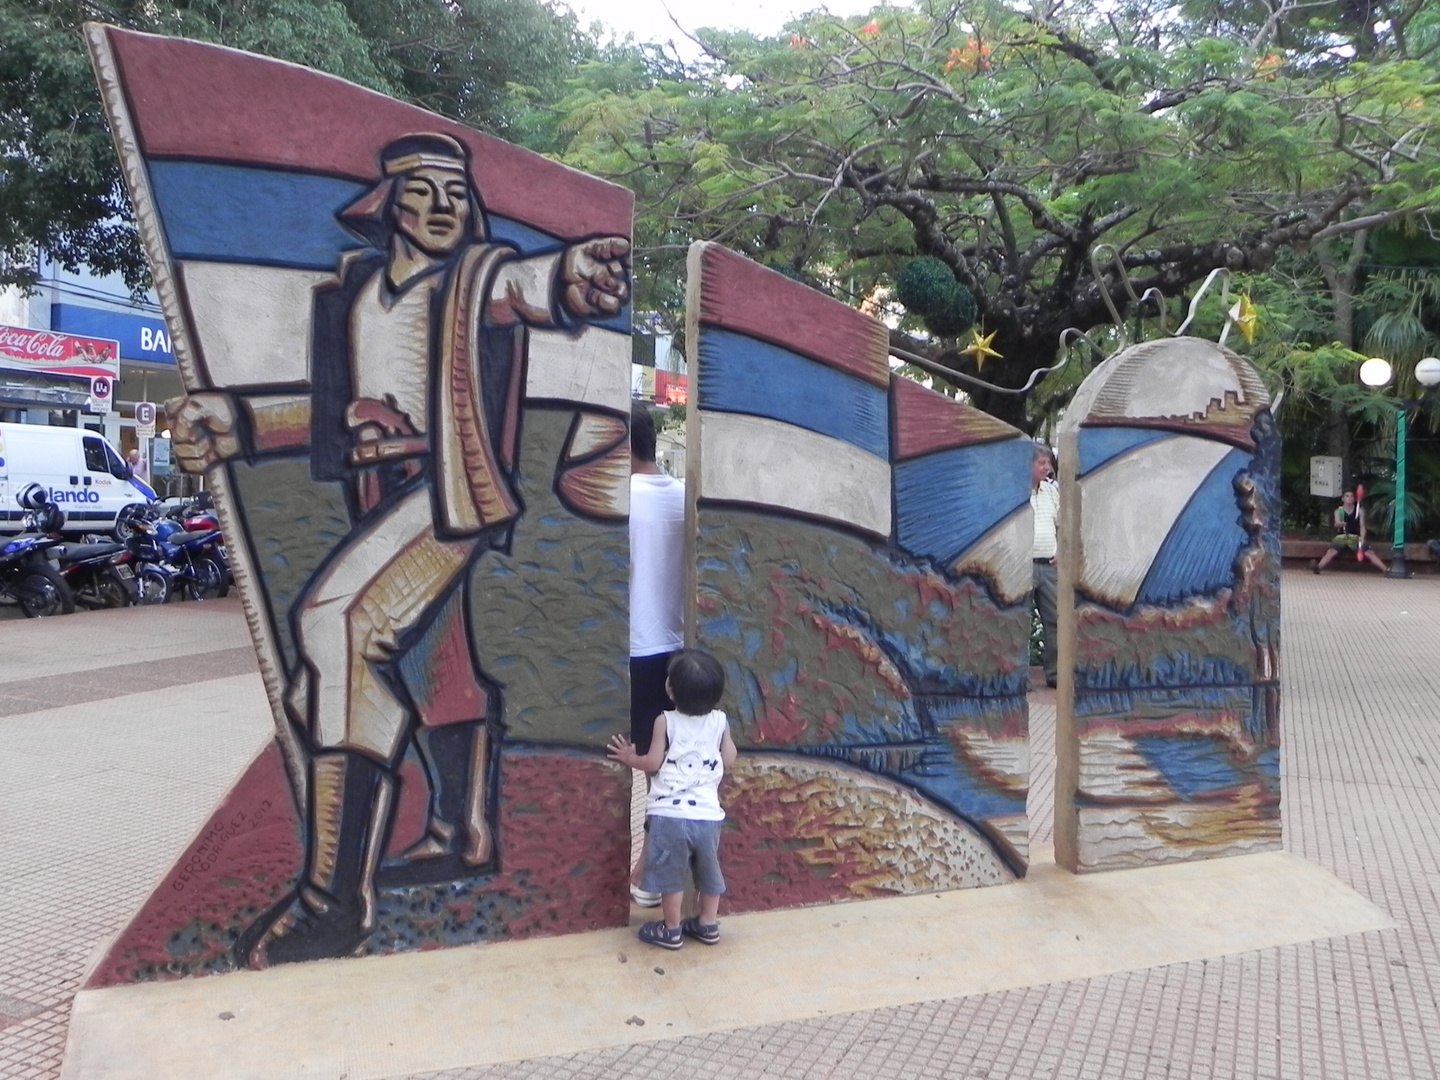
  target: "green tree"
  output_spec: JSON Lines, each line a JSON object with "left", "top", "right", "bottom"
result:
{"left": 0, "top": 0, "right": 594, "bottom": 292}
{"left": 553, "top": 0, "right": 1440, "bottom": 424}
{"left": 337, "top": 0, "right": 595, "bottom": 134}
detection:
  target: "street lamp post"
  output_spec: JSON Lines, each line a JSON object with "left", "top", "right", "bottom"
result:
{"left": 1358, "top": 356, "right": 1440, "bottom": 578}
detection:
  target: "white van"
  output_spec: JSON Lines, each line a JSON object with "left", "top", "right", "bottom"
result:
{"left": 0, "top": 422, "right": 156, "bottom": 535}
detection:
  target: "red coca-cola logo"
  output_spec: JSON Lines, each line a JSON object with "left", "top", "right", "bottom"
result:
{"left": 0, "top": 323, "right": 119, "bottom": 371}
{"left": 0, "top": 326, "right": 69, "bottom": 358}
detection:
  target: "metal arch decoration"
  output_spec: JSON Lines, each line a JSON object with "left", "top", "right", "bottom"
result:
{"left": 1088, "top": 244, "right": 1170, "bottom": 347}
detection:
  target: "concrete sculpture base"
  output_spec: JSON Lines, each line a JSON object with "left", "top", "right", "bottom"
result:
{"left": 62, "top": 850, "right": 1388, "bottom": 1080}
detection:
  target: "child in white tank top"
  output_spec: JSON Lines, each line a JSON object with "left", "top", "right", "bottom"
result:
{"left": 608, "top": 650, "right": 738, "bottom": 949}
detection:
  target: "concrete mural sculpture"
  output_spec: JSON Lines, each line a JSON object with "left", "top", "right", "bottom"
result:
{"left": 686, "top": 243, "right": 1034, "bottom": 907}
{"left": 1053, "top": 336, "right": 1282, "bottom": 873}
{"left": 84, "top": 27, "right": 634, "bottom": 980}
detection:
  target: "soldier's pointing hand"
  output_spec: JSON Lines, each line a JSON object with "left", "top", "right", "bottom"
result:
{"left": 168, "top": 393, "right": 241, "bottom": 474}
{"left": 560, "top": 237, "right": 631, "bottom": 318}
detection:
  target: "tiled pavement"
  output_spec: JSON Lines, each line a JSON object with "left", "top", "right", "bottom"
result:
{"left": 3, "top": 574, "right": 1438, "bottom": 1078}
{"left": 0, "top": 601, "right": 269, "bottom": 1080}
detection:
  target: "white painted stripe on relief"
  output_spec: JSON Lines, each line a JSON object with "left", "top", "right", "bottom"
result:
{"left": 178, "top": 261, "right": 331, "bottom": 388}
{"left": 526, "top": 326, "right": 631, "bottom": 412}
{"left": 1077, "top": 435, "right": 1233, "bottom": 607}
{"left": 950, "top": 503, "right": 1034, "bottom": 607}
{"left": 698, "top": 410, "right": 891, "bottom": 538}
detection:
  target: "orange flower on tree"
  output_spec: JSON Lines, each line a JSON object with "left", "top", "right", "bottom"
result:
{"left": 946, "top": 39, "right": 991, "bottom": 73}
{"left": 1255, "top": 53, "right": 1282, "bottom": 80}
{"left": 861, "top": 20, "right": 880, "bottom": 36}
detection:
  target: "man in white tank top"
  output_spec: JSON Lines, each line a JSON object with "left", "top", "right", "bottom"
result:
{"left": 627, "top": 404, "right": 686, "bottom": 905}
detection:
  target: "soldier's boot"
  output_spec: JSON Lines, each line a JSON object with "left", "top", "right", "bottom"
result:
{"left": 399, "top": 724, "right": 494, "bottom": 867}
{"left": 399, "top": 725, "right": 461, "bottom": 862}
{"left": 461, "top": 726, "right": 492, "bottom": 866}
{"left": 240, "top": 751, "right": 394, "bottom": 968}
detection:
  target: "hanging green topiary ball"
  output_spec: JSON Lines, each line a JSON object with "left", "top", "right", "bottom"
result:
{"left": 922, "top": 283, "right": 978, "bottom": 337}
{"left": 895, "top": 257, "right": 960, "bottom": 316}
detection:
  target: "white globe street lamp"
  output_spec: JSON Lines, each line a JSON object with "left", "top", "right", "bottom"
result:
{"left": 1417, "top": 356, "right": 1440, "bottom": 389}
{"left": 1359, "top": 357, "right": 1393, "bottom": 388}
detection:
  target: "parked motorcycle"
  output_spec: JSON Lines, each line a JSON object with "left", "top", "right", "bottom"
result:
{"left": 0, "top": 485, "right": 75, "bottom": 617}
{"left": 115, "top": 525, "right": 174, "bottom": 605}
{"left": 52, "top": 537, "right": 134, "bottom": 609}
{"left": 119, "top": 504, "right": 226, "bottom": 601}
{"left": 166, "top": 493, "right": 229, "bottom": 597}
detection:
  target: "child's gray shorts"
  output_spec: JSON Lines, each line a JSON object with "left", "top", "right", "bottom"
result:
{"left": 640, "top": 815, "right": 727, "bottom": 896}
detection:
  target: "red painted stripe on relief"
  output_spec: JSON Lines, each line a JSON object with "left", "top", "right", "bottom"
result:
{"left": 890, "top": 374, "right": 1022, "bottom": 460}
{"left": 698, "top": 245, "right": 889, "bottom": 387}
{"left": 107, "top": 29, "right": 632, "bottom": 240}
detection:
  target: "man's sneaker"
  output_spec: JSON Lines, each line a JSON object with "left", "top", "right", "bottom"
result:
{"left": 630, "top": 885, "right": 662, "bottom": 908}
{"left": 639, "top": 920, "right": 683, "bottom": 950}
{"left": 680, "top": 916, "right": 720, "bottom": 945}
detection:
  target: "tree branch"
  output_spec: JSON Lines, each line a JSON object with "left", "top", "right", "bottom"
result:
{"left": 1018, "top": 15, "right": 1118, "bottom": 93}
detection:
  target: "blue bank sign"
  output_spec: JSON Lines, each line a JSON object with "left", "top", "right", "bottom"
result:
{"left": 51, "top": 304, "right": 176, "bottom": 366}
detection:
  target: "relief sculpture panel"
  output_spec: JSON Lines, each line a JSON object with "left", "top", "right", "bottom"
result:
{"left": 84, "top": 25, "right": 634, "bottom": 982}
{"left": 1055, "top": 337, "right": 1282, "bottom": 872}
{"left": 687, "top": 243, "right": 1034, "bottom": 908}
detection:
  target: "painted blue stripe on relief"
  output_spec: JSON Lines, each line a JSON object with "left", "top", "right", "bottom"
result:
{"left": 488, "top": 218, "right": 560, "bottom": 255}
{"left": 147, "top": 160, "right": 575, "bottom": 268}
{"left": 1136, "top": 448, "right": 1252, "bottom": 605}
{"left": 893, "top": 439, "right": 1032, "bottom": 566}
{"left": 696, "top": 328, "right": 889, "bottom": 458}
{"left": 1076, "top": 426, "right": 1175, "bottom": 476}
{"left": 1131, "top": 735, "right": 1249, "bottom": 799}
{"left": 148, "top": 161, "right": 369, "bottom": 269}
{"left": 798, "top": 735, "right": 1027, "bottom": 823}
{"left": 1076, "top": 652, "right": 1254, "bottom": 695}
{"left": 1075, "top": 682, "right": 1255, "bottom": 720}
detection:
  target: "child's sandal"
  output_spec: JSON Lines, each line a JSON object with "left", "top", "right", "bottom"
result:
{"left": 639, "top": 920, "right": 683, "bottom": 950}
{"left": 680, "top": 916, "right": 720, "bottom": 945}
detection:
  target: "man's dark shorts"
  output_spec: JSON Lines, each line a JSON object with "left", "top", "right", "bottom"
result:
{"left": 630, "top": 651, "right": 676, "bottom": 753}
{"left": 639, "top": 815, "right": 726, "bottom": 897}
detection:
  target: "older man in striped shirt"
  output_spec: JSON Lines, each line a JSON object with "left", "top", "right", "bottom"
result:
{"left": 1031, "top": 444, "right": 1060, "bottom": 689}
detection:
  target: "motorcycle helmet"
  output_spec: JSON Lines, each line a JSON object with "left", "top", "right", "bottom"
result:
{"left": 16, "top": 482, "right": 51, "bottom": 510}
{"left": 28, "top": 504, "right": 64, "bottom": 534}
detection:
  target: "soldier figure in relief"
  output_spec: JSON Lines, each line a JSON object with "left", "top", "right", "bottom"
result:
{"left": 170, "top": 133, "right": 630, "bottom": 965}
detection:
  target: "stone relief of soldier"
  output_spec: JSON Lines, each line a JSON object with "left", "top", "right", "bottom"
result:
{"left": 169, "top": 132, "right": 630, "bottom": 965}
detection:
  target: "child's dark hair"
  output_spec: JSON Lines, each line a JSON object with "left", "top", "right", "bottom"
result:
{"left": 667, "top": 649, "right": 725, "bottom": 715}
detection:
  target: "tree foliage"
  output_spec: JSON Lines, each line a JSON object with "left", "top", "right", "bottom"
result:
{"left": 1181, "top": 234, "right": 1440, "bottom": 536}
{"left": 0, "top": 0, "right": 594, "bottom": 292}
{"left": 550, "top": 0, "right": 1440, "bottom": 423}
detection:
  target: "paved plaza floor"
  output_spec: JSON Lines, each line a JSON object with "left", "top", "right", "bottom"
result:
{"left": 1, "top": 570, "right": 1438, "bottom": 1078}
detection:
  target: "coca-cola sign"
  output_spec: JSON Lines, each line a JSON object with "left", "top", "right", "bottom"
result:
{"left": 0, "top": 323, "right": 121, "bottom": 379}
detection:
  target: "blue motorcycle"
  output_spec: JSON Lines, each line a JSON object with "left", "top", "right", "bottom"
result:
{"left": 121, "top": 504, "right": 227, "bottom": 601}
{"left": 0, "top": 485, "right": 75, "bottom": 617}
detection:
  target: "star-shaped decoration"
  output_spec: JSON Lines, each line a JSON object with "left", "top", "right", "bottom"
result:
{"left": 1229, "top": 295, "right": 1259, "bottom": 344}
{"left": 961, "top": 326, "right": 1002, "bottom": 370}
